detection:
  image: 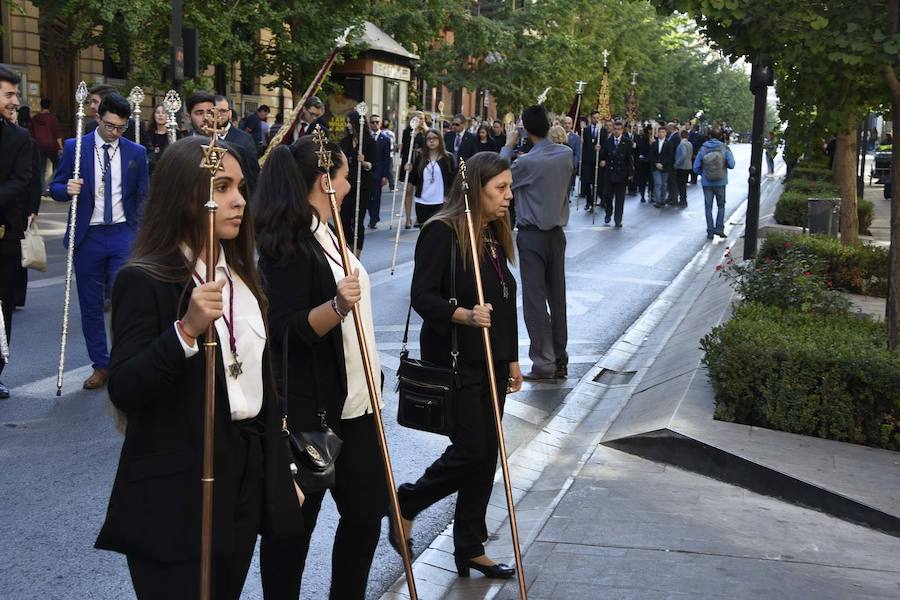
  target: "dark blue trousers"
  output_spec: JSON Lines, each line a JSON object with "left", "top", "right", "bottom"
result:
{"left": 74, "top": 223, "right": 134, "bottom": 369}
{"left": 368, "top": 173, "right": 384, "bottom": 226}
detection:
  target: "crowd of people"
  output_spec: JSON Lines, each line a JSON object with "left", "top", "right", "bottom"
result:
{"left": 1, "top": 63, "right": 748, "bottom": 598}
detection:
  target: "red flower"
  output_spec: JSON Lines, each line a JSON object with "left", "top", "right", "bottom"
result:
{"left": 715, "top": 264, "right": 723, "bottom": 272}
{"left": 784, "top": 242, "right": 793, "bottom": 249}
{"left": 803, "top": 270, "right": 812, "bottom": 276}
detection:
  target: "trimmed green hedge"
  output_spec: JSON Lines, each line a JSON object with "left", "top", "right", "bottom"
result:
{"left": 774, "top": 193, "right": 874, "bottom": 234}
{"left": 789, "top": 165, "right": 834, "bottom": 181}
{"left": 784, "top": 177, "right": 840, "bottom": 196}
{"left": 759, "top": 232, "right": 889, "bottom": 297}
{"left": 701, "top": 303, "right": 900, "bottom": 450}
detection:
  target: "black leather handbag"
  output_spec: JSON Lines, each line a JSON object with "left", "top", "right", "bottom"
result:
{"left": 280, "top": 332, "right": 342, "bottom": 494}
{"left": 396, "top": 237, "right": 460, "bottom": 436}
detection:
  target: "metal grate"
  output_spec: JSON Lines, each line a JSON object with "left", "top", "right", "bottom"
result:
{"left": 593, "top": 369, "right": 636, "bottom": 385}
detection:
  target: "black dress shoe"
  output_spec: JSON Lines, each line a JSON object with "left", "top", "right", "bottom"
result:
{"left": 455, "top": 556, "right": 515, "bottom": 579}
{"left": 716, "top": 231, "right": 727, "bottom": 238}
{"left": 604, "top": 215, "right": 611, "bottom": 224}
{"left": 615, "top": 223, "right": 622, "bottom": 228}
{"left": 554, "top": 364, "right": 568, "bottom": 378}
{"left": 0, "top": 381, "right": 9, "bottom": 399}
{"left": 522, "top": 370, "right": 556, "bottom": 382}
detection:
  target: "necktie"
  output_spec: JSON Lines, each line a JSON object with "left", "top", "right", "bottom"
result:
{"left": 102, "top": 144, "right": 113, "bottom": 225}
{"left": 615, "top": 138, "right": 619, "bottom": 150}
{"left": 455, "top": 134, "right": 461, "bottom": 153}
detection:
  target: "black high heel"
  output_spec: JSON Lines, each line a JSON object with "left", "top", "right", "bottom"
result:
{"left": 454, "top": 556, "right": 515, "bottom": 579}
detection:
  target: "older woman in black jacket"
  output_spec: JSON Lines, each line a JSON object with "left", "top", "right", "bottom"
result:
{"left": 95, "top": 136, "right": 303, "bottom": 600}
{"left": 256, "top": 137, "right": 388, "bottom": 600}
{"left": 396, "top": 151, "right": 523, "bottom": 580}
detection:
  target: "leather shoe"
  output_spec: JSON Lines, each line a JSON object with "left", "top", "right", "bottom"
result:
{"left": 522, "top": 370, "right": 556, "bottom": 382}
{"left": 83, "top": 368, "right": 109, "bottom": 390}
{"left": 604, "top": 215, "right": 611, "bottom": 224}
{"left": 0, "top": 381, "right": 9, "bottom": 399}
{"left": 455, "top": 556, "right": 515, "bottom": 579}
{"left": 554, "top": 364, "right": 568, "bottom": 379}
{"left": 387, "top": 506, "right": 413, "bottom": 558}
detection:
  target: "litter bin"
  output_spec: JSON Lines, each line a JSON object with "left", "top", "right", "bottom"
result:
{"left": 807, "top": 198, "right": 839, "bottom": 236}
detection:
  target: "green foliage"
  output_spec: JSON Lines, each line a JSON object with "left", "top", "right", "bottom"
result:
{"left": 759, "top": 233, "right": 889, "bottom": 297}
{"left": 774, "top": 192, "right": 872, "bottom": 234}
{"left": 784, "top": 177, "right": 840, "bottom": 197}
{"left": 789, "top": 165, "right": 833, "bottom": 181}
{"left": 700, "top": 303, "right": 900, "bottom": 450}
{"left": 718, "top": 247, "right": 852, "bottom": 314}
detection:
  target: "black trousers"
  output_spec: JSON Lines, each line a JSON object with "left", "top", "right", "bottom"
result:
{"left": 0, "top": 246, "right": 20, "bottom": 377}
{"left": 398, "top": 363, "right": 509, "bottom": 559}
{"left": 414, "top": 201, "right": 442, "bottom": 226}
{"left": 127, "top": 420, "right": 264, "bottom": 600}
{"left": 676, "top": 169, "right": 691, "bottom": 204}
{"left": 603, "top": 180, "right": 627, "bottom": 225}
{"left": 261, "top": 413, "right": 388, "bottom": 600}
{"left": 636, "top": 163, "right": 651, "bottom": 200}
{"left": 666, "top": 169, "right": 679, "bottom": 204}
{"left": 340, "top": 187, "right": 368, "bottom": 252}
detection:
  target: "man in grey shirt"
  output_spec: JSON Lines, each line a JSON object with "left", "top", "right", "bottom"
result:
{"left": 500, "top": 105, "right": 573, "bottom": 380}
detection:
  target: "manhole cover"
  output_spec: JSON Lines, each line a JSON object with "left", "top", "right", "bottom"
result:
{"left": 593, "top": 369, "right": 636, "bottom": 385}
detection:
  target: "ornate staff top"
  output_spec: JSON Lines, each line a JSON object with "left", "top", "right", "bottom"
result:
{"left": 459, "top": 158, "right": 470, "bottom": 195}
{"left": 200, "top": 117, "right": 228, "bottom": 210}
{"left": 603, "top": 49, "right": 610, "bottom": 69}
{"left": 128, "top": 86, "right": 144, "bottom": 109}
{"left": 75, "top": 81, "right": 88, "bottom": 105}
{"left": 631, "top": 71, "right": 638, "bottom": 85}
{"left": 437, "top": 100, "right": 445, "bottom": 114}
{"left": 576, "top": 80, "right": 587, "bottom": 94}
{"left": 313, "top": 125, "right": 334, "bottom": 171}
{"left": 536, "top": 87, "right": 551, "bottom": 105}
{"left": 163, "top": 90, "right": 182, "bottom": 115}
{"left": 355, "top": 101, "right": 368, "bottom": 118}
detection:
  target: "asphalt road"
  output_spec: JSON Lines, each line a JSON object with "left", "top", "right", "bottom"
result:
{"left": 0, "top": 145, "right": 751, "bottom": 599}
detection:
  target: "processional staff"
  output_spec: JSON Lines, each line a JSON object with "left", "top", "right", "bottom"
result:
{"left": 459, "top": 158, "right": 528, "bottom": 600}
{"left": 55, "top": 81, "right": 89, "bottom": 396}
{"left": 312, "top": 126, "right": 419, "bottom": 599}
{"left": 197, "top": 113, "right": 228, "bottom": 600}
{"left": 352, "top": 102, "right": 368, "bottom": 256}
{"left": 128, "top": 87, "right": 144, "bottom": 146}
{"left": 389, "top": 115, "right": 420, "bottom": 275}
{"left": 163, "top": 90, "right": 182, "bottom": 145}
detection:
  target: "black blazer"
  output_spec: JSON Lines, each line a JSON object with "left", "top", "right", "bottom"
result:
{"left": 400, "top": 128, "right": 425, "bottom": 171}
{"left": 95, "top": 259, "right": 303, "bottom": 562}
{"left": 649, "top": 137, "right": 672, "bottom": 170}
{"left": 408, "top": 151, "right": 457, "bottom": 200}
{"left": 224, "top": 126, "right": 261, "bottom": 194}
{"left": 411, "top": 221, "right": 518, "bottom": 368}
{"left": 341, "top": 132, "right": 377, "bottom": 200}
{"left": 0, "top": 119, "right": 33, "bottom": 245}
{"left": 258, "top": 230, "right": 350, "bottom": 436}
{"left": 662, "top": 133, "right": 680, "bottom": 171}
{"left": 444, "top": 130, "right": 475, "bottom": 160}
{"left": 600, "top": 136, "right": 635, "bottom": 183}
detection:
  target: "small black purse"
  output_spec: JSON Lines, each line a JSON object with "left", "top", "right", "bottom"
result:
{"left": 280, "top": 331, "right": 343, "bottom": 494}
{"left": 396, "top": 237, "right": 460, "bottom": 436}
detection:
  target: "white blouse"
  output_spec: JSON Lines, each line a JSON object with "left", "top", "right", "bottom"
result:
{"left": 415, "top": 159, "right": 445, "bottom": 206}
{"left": 175, "top": 244, "right": 267, "bottom": 421}
{"left": 311, "top": 217, "right": 382, "bottom": 419}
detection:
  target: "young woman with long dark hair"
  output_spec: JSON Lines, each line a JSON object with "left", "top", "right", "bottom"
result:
{"left": 256, "top": 137, "right": 388, "bottom": 600}
{"left": 397, "top": 151, "right": 523, "bottom": 580}
{"left": 405, "top": 128, "right": 457, "bottom": 227}
{"left": 94, "top": 136, "right": 304, "bottom": 599}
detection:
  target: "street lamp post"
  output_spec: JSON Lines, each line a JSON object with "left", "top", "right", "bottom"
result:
{"left": 744, "top": 59, "right": 773, "bottom": 259}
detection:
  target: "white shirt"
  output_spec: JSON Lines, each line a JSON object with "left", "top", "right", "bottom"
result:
{"left": 175, "top": 244, "right": 267, "bottom": 421}
{"left": 311, "top": 217, "right": 383, "bottom": 419}
{"left": 415, "top": 159, "right": 445, "bottom": 206}
{"left": 90, "top": 134, "right": 126, "bottom": 225}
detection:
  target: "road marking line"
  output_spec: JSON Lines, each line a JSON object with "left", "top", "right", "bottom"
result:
{"left": 12, "top": 365, "right": 95, "bottom": 397}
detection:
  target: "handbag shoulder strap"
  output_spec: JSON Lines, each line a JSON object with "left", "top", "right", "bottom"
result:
{"left": 402, "top": 229, "right": 458, "bottom": 371}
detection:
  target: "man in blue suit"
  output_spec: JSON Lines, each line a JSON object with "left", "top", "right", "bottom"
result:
{"left": 367, "top": 114, "right": 391, "bottom": 229}
{"left": 51, "top": 92, "right": 148, "bottom": 390}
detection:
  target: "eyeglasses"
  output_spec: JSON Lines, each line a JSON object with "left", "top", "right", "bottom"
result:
{"left": 100, "top": 120, "right": 127, "bottom": 133}
{"left": 453, "top": 122, "right": 463, "bottom": 127}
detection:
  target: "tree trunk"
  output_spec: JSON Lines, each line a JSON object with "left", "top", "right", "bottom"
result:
{"left": 834, "top": 117, "right": 859, "bottom": 245}
{"left": 884, "top": 0, "right": 899, "bottom": 351}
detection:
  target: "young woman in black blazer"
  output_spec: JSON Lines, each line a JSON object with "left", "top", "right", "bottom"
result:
{"left": 255, "top": 137, "right": 388, "bottom": 600}
{"left": 405, "top": 128, "right": 457, "bottom": 226}
{"left": 94, "top": 136, "right": 304, "bottom": 599}
{"left": 339, "top": 109, "right": 376, "bottom": 256}
{"left": 397, "top": 151, "right": 523, "bottom": 579}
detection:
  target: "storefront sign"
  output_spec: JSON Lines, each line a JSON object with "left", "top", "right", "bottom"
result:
{"left": 372, "top": 61, "right": 411, "bottom": 82}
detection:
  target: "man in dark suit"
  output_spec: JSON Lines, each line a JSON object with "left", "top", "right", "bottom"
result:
{"left": 0, "top": 67, "right": 34, "bottom": 398}
{"left": 50, "top": 92, "right": 148, "bottom": 389}
{"left": 286, "top": 95, "right": 327, "bottom": 143}
{"left": 242, "top": 104, "right": 270, "bottom": 154}
{"left": 213, "top": 96, "right": 260, "bottom": 195}
{"left": 444, "top": 113, "right": 475, "bottom": 162}
{"left": 599, "top": 120, "right": 635, "bottom": 228}
{"left": 367, "top": 114, "right": 391, "bottom": 229}
{"left": 580, "top": 111, "right": 607, "bottom": 210}
{"left": 663, "top": 122, "right": 681, "bottom": 205}
{"left": 650, "top": 125, "right": 674, "bottom": 208}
